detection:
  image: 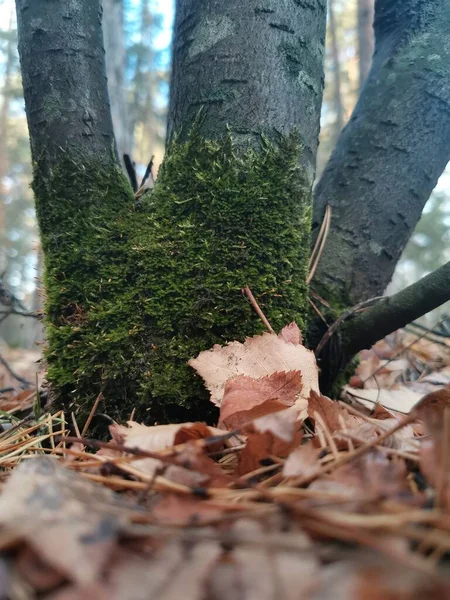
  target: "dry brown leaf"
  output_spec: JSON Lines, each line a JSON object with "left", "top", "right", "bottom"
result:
{"left": 250, "top": 405, "right": 306, "bottom": 443}
{"left": 219, "top": 371, "right": 302, "bottom": 429}
{"left": 0, "top": 457, "right": 128, "bottom": 584}
{"left": 237, "top": 425, "right": 301, "bottom": 477}
{"left": 110, "top": 421, "right": 226, "bottom": 452}
{"left": 16, "top": 546, "right": 65, "bottom": 592}
{"left": 209, "top": 520, "right": 318, "bottom": 600}
{"left": 188, "top": 325, "right": 319, "bottom": 406}
{"left": 283, "top": 443, "right": 322, "bottom": 478}
{"left": 110, "top": 538, "right": 222, "bottom": 600}
{"left": 311, "top": 451, "right": 410, "bottom": 507}
{"left": 108, "top": 421, "right": 229, "bottom": 479}
{"left": 313, "top": 554, "right": 450, "bottom": 599}
{"left": 150, "top": 494, "right": 225, "bottom": 526}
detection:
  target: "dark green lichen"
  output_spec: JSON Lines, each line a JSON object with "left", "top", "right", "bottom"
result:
{"left": 34, "top": 127, "right": 312, "bottom": 425}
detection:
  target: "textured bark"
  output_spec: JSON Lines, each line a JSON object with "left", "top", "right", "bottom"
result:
{"left": 312, "top": 0, "right": 450, "bottom": 306}
{"left": 357, "top": 0, "right": 374, "bottom": 88}
{"left": 103, "top": 0, "right": 131, "bottom": 163}
{"left": 168, "top": 0, "right": 327, "bottom": 183}
{"left": 16, "top": 0, "right": 116, "bottom": 171}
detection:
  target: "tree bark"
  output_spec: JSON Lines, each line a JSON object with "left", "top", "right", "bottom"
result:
{"left": 168, "top": 0, "right": 327, "bottom": 183}
{"left": 312, "top": 0, "right": 450, "bottom": 307}
{"left": 103, "top": 0, "right": 131, "bottom": 164}
{"left": 357, "top": 0, "right": 374, "bottom": 89}
{"left": 16, "top": 0, "right": 117, "bottom": 171}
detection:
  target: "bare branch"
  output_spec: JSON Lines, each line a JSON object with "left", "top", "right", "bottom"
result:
{"left": 342, "top": 261, "right": 450, "bottom": 355}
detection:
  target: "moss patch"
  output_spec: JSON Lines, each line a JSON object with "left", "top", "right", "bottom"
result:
{"left": 35, "top": 128, "right": 312, "bottom": 425}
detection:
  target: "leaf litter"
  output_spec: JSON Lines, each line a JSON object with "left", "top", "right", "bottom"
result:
{"left": 1, "top": 323, "right": 450, "bottom": 597}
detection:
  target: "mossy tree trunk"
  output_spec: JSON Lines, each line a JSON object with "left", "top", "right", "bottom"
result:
{"left": 16, "top": 0, "right": 326, "bottom": 425}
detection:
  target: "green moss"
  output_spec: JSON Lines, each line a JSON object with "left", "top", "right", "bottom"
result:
{"left": 35, "top": 128, "right": 312, "bottom": 425}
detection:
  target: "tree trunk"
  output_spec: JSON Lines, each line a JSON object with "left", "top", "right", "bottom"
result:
{"left": 168, "top": 0, "right": 327, "bottom": 184}
{"left": 16, "top": 0, "right": 327, "bottom": 425}
{"left": 0, "top": 8, "right": 16, "bottom": 274}
{"left": 103, "top": 0, "right": 131, "bottom": 164}
{"left": 357, "top": 0, "right": 374, "bottom": 89}
{"left": 312, "top": 0, "right": 450, "bottom": 308}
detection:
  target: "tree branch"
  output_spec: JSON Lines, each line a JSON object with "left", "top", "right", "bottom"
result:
{"left": 342, "top": 261, "right": 450, "bottom": 355}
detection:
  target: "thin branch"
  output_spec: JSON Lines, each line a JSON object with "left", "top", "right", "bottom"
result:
{"left": 242, "top": 286, "right": 275, "bottom": 334}
{"left": 0, "top": 352, "right": 32, "bottom": 388}
{"left": 343, "top": 261, "right": 450, "bottom": 356}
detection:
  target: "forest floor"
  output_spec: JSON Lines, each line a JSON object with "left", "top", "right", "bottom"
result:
{"left": 1, "top": 322, "right": 450, "bottom": 598}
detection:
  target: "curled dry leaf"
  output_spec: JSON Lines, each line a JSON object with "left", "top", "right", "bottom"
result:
{"left": 219, "top": 371, "right": 303, "bottom": 429}
{"left": 108, "top": 420, "right": 230, "bottom": 480}
{"left": 188, "top": 323, "right": 319, "bottom": 406}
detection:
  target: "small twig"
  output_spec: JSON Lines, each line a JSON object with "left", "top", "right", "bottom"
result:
{"left": 0, "top": 352, "right": 32, "bottom": 388}
{"left": 242, "top": 286, "right": 275, "bottom": 334}
{"left": 308, "top": 204, "right": 331, "bottom": 284}
{"left": 315, "top": 296, "right": 384, "bottom": 356}
{"left": 80, "top": 392, "right": 103, "bottom": 437}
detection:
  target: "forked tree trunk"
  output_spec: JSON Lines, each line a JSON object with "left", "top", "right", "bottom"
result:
{"left": 16, "top": 0, "right": 326, "bottom": 425}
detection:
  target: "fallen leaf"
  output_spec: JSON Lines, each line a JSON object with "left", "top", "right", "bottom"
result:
{"left": 189, "top": 326, "right": 319, "bottom": 406}
{"left": 209, "top": 519, "right": 318, "bottom": 600}
{"left": 110, "top": 538, "right": 222, "bottom": 600}
{"left": 283, "top": 443, "right": 322, "bottom": 478}
{"left": 219, "top": 371, "right": 302, "bottom": 429}
{"left": 250, "top": 405, "right": 305, "bottom": 443}
{"left": 343, "top": 386, "right": 423, "bottom": 414}
{"left": 0, "top": 457, "right": 129, "bottom": 584}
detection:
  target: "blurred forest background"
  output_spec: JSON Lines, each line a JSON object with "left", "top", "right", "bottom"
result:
{"left": 0, "top": 0, "right": 449, "bottom": 353}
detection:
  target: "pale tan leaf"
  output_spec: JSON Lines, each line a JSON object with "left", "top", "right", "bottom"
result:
{"left": 251, "top": 405, "right": 307, "bottom": 443}
{"left": 344, "top": 386, "right": 423, "bottom": 413}
{"left": 283, "top": 443, "right": 322, "bottom": 478}
{"left": 278, "top": 322, "right": 303, "bottom": 345}
{"left": 188, "top": 327, "right": 319, "bottom": 406}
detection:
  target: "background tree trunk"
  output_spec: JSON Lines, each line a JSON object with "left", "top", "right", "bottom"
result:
{"left": 168, "top": 0, "right": 327, "bottom": 183}
{"left": 312, "top": 0, "right": 450, "bottom": 307}
{"left": 0, "top": 8, "right": 16, "bottom": 275}
{"left": 103, "top": 0, "right": 131, "bottom": 165}
{"left": 328, "top": 0, "right": 344, "bottom": 139}
{"left": 357, "top": 0, "right": 374, "bottom": 89}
